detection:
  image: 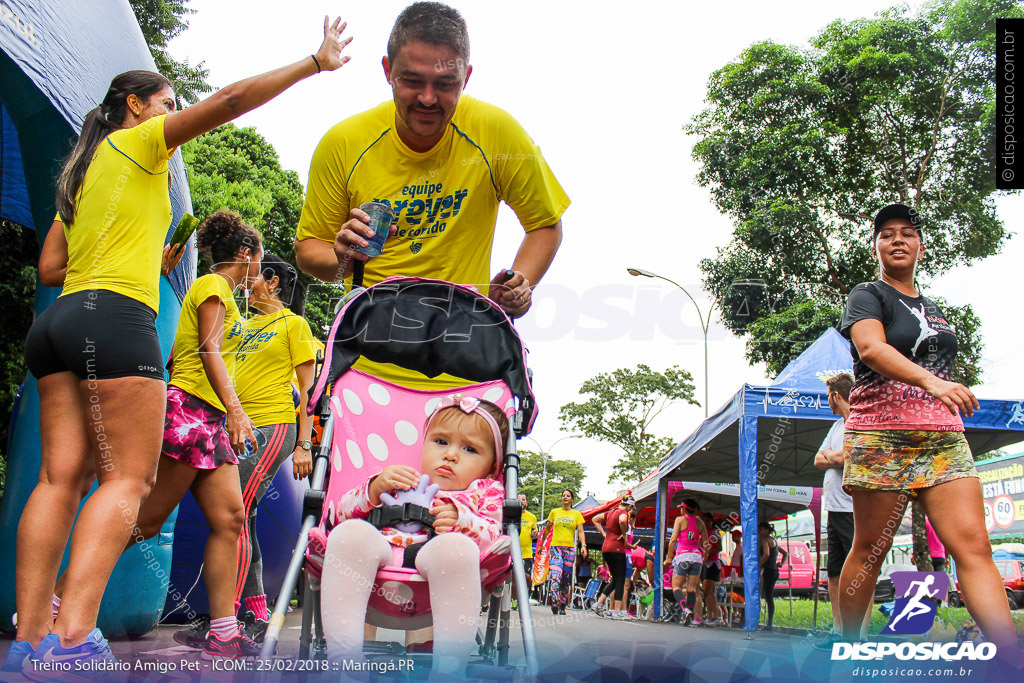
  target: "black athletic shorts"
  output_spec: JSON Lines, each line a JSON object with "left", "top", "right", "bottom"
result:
{"left": 826, "top": 511, "right": 855, "bottom": 578}
{"left": 24, "top": 290, "right": 164, "bottom": 381}
{"left": 704, "top": 562, "right": 721, "bottom": 582}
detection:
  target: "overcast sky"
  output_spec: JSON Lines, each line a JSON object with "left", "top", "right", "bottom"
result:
{"left": 169, "top": 0, "right": 1024, "bottom": 500}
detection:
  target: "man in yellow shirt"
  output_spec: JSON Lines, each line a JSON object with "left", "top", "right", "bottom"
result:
{"left": 517, "top": 494, "right": 539, "bottom": 595}
{"left": 295, "top": 3, "right": 568, "bottom": 372}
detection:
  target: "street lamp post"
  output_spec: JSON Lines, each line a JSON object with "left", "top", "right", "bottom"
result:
{"left": 627, "top": 267, "right": 715, "bottom": 417}
{"left": 523, "top": 434, "right": 581, "bottom": 521}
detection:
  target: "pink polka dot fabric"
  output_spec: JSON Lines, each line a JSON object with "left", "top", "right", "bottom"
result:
{"left": 320, "top": 369, "right": 517, "bottom": 530}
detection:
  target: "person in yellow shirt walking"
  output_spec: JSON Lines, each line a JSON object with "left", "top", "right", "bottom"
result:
{"left": 233, "top": 253, "right": 317, "bottom": 641}
{"left": 130, "top": 210, "right": 263, "bottom": 659}
{"left": 517, "top": 494, "right": 539, "bottom": 602}
{"left": 544, "top": 489, "right": 588, "bottom": 615}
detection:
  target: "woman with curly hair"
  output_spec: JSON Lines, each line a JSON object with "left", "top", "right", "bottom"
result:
{"left": 132, "top": 210, "right": 263, "bottom": 659}
{"left": 232, "top": 253, "right": 317, "bottom": 641}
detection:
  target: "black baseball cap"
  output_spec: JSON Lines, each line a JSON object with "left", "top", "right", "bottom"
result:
{"left": 873, "top": 203, "right": 922, "bottom": 234}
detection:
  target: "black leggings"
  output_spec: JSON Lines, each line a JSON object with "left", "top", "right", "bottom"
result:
{"left": 600, "top": 552, "right": 628, "bottom": 601}
{"left": 762, "top": 571, "right": 779, "bottom": 626}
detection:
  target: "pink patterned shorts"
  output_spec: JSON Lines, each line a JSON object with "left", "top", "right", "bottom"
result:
{"left": 162, "top": 385, "right": 237, "bottom": 469}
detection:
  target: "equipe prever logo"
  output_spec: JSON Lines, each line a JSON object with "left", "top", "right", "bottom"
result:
{"left": 831, "top": 572, "right": 997, "bottom": 662}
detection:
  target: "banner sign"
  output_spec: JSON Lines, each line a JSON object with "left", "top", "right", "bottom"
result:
{"left": 978, "top": 454, "right": 1024, "bottom": 535}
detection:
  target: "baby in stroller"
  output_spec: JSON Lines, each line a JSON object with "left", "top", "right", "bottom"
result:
{"left": 314, "top": 394, "right": 512, "bottom": 673}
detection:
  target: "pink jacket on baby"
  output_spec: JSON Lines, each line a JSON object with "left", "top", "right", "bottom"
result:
{"left": 336, "top": 476, "right": 504, "bottom": 551}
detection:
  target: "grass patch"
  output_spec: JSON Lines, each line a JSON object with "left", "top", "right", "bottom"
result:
{"left": 761, "top": 599, "right": 1024, "bottom": 635}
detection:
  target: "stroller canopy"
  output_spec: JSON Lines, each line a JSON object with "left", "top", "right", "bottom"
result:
{"left": 312, "top": 278, "right": 537, "bottom": 432}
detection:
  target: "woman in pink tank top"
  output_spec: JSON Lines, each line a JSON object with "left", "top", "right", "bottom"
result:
{"left": 663, "top": 499, "right": 706, "bottom": 625}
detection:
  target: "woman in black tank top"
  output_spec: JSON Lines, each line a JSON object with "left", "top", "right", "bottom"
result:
{"left": 758, "top": 522, "right": 787, "bottom": 631}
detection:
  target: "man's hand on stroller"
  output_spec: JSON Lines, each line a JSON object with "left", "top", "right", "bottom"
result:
{"left": 430, "top": 500, "right": 458, "bottom": 533}
{"left": 488, "top": 269, "right": 532, "bottom": 318}
{"left": 368, "top": 464, "right": 421, "bottom": 505}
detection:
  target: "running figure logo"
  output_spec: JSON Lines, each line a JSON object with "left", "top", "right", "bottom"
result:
{"left": 899, "top": 301, "right": 938, "bottom": 356}
{"left": 882, "top": 571, "right": 949, "bottom": 635}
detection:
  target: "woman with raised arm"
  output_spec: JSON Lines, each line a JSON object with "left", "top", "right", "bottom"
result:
{"left": 836, "top": 204, "right": 1019, "bottom": 667}
{"left": 8, "top": 19, "right": 351, "bottom": 675}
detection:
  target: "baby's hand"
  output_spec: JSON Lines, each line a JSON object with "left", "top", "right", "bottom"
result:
{"left": 368, "top": 465, "right": 420, "bottom": 505}
{"left": 430, "top": 500, "right": 458, "bottom": 533}
{"left": 381, "top": 474, "right": 439, "bottom": 508}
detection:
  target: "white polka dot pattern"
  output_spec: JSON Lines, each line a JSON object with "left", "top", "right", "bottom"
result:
{"left": 483, "top": 387, "right": 504, "bottom": 403}
{"left": 367, "top": 434, "right": 388, "bottom": 461}
{"left": 342, "top": 388, "right": 363, "bottom": 415}
{"left": 368, "top": 383, "right": 391, "bottom": 405}
{"left": 346, "top": 440, "right": 363, "bottom": 469}
{"left": 394, "top": 420, "right": 418, "bottom": 446}
{"left": 379, "top": 581, "right": 413, "bottom": 605}
{"left": 424, "top": 397, "right": 441, "bottom": 416}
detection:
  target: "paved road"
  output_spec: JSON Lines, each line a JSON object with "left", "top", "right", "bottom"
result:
{"left": 1, "top": 603, "right": 1015, "bottom": 682}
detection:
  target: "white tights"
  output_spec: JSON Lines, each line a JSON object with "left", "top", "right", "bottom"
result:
{"left": 320, "top": 519, "right": 483, "bottom": 673}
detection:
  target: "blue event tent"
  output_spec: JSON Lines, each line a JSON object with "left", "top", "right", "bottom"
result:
{"left": 649, "top": 328, "right": 1024, "bottom": 632}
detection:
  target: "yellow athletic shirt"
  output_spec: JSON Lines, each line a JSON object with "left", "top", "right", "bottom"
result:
{"left": 519, "top": 509, "right": 538, "bottom": 559}
{"left": 296, "top": 96, "right": 569, "bottom": 389}
{"left": 235, "top": 311, "right": 318, "bottom": 427}
{"left": 547, "top": 508, "right": 585, "bottom": 548}
{"left": 61, "top": 114, "right": 174, "bottom": 312}
{"left": 169, "top": 274, "right": 245, "bottom": 411}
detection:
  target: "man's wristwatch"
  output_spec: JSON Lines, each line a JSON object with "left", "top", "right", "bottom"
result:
{"left": 297, "top": 439, "right": 313, "bottom": 450}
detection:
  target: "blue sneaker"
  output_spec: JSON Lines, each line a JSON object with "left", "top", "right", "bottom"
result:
{"left": 2, "top": 640, "right": 34, "bottom": 672}
{"left": 23, "top": 629, "right": 118, "bottom": 681}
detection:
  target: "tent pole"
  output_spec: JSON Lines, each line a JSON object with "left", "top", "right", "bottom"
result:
{"left": 786, "top": 515, "right": 792, "bottom": 616}
{"left": 812, "top": 517, "right": 821, "bottom": 633}
{"left": 654, "top": 477, "right": 668, "bottom": 620}
{"left": 738, "top": 413, "right": 759, "bottom": 636}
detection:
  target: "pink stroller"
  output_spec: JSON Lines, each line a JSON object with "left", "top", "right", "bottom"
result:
{"left": 259, "top": 277, "right": 540, "bottom": 672}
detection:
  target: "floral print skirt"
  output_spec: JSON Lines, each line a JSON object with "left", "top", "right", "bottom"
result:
{"left": 842, "top": 429, "right": 977, "bottom": 496}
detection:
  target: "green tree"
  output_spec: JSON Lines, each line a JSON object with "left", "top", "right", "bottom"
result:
{"left": 0, "top": 220, "right": 37, "bottom": 477}
{"left": 182, "top": 124, "right": 340, "bottom": 335}
{"left": 687, "top": 0, "right": 1021, "bottom": 382}
{"left": 559, "top": 365, "right": 697, "bottom": 485}
{"left": 128, "top": 0, "right": 211, "bottom": 105}
{"left": 516, "top": 449, "right": 586, "bottom": 521}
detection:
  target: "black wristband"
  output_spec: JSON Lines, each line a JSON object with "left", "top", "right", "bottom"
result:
{"left": 310, "top": 54, "right": 322, "bottom": 73}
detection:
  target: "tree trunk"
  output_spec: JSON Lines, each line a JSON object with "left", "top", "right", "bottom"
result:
{"left": 911, "top": 501, "right": 930, "bottom": 571}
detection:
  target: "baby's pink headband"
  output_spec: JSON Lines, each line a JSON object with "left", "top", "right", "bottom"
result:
{"left": 426, "top": 394, "right": 505, "bottom": 475}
